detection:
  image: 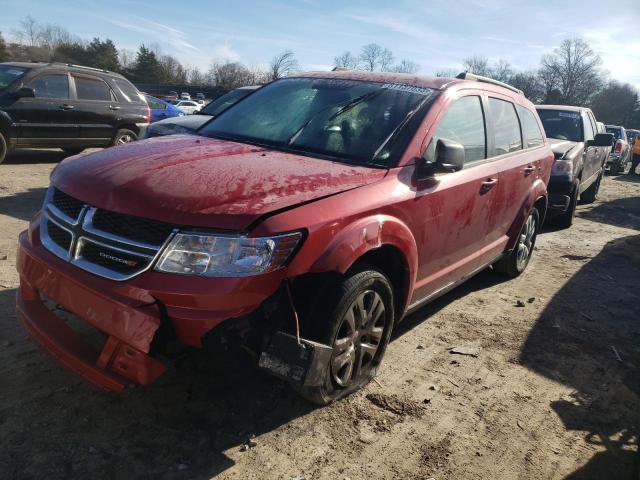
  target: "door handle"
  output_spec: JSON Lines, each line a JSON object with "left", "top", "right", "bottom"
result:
{"left": 59, "top": 104, "right": 74, "bottom": 110}
{"left": 523, "top": 165, "right": 535, "bottom": 175}
{"left": 481, "top": 178, "right": 498, "bottom": 192}
{"left": 109, "top": 105, "right": 121, "bottom": 110}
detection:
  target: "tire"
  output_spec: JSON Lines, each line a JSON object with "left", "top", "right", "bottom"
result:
{"left": 111, "top": 128, "right": 137, "bottom": 147}
{"left": 295, "top": 266, "right": 395, "bottom": 405}
{"left": 0, "top": 132, "right": 7, "bottom": 165}
{"left": 493, "top": 208, "right": 539, "bottom": 278}
{"left": 580, "top": 171, "right": 602, "bottom": 204}
{"left": 609, "top": 162, "right": 620, "bottom": 176}
{"left": 62, "top": 147, "right": 85, "bottom": 155}
{"left": 552, "top": 182, "right": 579, "bottom": 229}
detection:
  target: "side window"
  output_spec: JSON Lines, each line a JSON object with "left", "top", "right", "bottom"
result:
{"left": 425, "top": 96, "right": 486, "bottom": 164}
{"left": 582, "top": 113, "right": 594, "bottom": 141}
{"left": 74, "top": 76, "right": 113, "bottom": 101}
{"left": 488, "top": 98, "right": 522, "bottom": 155}
{"left": 517, "top": 106, "right": 544, "bottom": 148}
{"left": 28, "top": 74, "right": 69, "bottom": 99}
{"left": 146, "top": 97, "right": 166, "bottom": 109}
{"left": 587, "top": 112, "right": 598, "bottom": 137}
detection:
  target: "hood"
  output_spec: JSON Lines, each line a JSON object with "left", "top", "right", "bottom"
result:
{"left": 51, "top": 135, "right": 386, "bottom": 231}
{"left": 147, "top": 114, "right": 212, "bottom": 137}
{"left": 547, "top": 138, "right": 581, "bottom": 159}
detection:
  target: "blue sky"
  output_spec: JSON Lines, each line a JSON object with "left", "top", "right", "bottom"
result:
{"left": 2, "top": 0, "right": 639, "bottom": 88}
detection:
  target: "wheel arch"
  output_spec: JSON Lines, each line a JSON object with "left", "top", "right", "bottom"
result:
{"left": 505, "top": 179, "right": 548, "bottom": 251}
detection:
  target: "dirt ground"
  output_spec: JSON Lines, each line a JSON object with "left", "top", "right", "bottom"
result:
{"left": 1, "top": 148, "right": 639, "bottom": 480}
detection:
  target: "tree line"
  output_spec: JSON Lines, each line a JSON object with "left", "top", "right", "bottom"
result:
{"left": 1, "top": 16, "right": 638, "bottom": 128}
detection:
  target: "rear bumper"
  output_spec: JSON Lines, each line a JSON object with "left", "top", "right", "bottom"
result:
{"left": 16, "top": 225, "right": 286, "bottom": 391}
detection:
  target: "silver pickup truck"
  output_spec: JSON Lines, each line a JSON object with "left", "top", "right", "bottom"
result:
{"left": 536, "top": 105, "right": 613, "bottom": 228}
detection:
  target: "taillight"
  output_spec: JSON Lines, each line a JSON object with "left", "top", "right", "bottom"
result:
{"left": 614, "top": 140, "right": 623, "bottom": 153}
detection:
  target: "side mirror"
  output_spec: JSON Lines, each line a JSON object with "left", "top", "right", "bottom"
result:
{"left": 15, "top": 87, "right": 35, "bottom": 98}
{"left": 417, "top": 138, "right": 465, "bottom": 180}
{"left": 588, "top": 133, "right": 614, "bottom": 147}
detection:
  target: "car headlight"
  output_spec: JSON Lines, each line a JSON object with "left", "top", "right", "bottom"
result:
{"left": 551, "top": 159, "right": 573, "bottom": 178}
{"left": 155, "top": 231, "right": 303, "bottom": 277}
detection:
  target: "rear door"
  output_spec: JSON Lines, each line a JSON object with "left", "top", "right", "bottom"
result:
{"left": 411, "top": 92, "right": 502, "bottom": 303}
{"left": 487, "top": 96, "right": 538, "bottom": 249}
{"left": 70, "top": 74, "right": 118, "bottom": 144}
{"left": 11, "top": 71, "right": 77, "bottom": 144}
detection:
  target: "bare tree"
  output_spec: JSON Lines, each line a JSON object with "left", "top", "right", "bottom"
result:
{"left": 188, "top": 67, "right": 206, "bottom": 86}
{"left": 392, "top": 59, "right": 420, "bottom": 74}
{"left": 379, "top": 48, "right": 394, "bottom": 72}
{"left": 434, "top": 68, "right": 459, "bottom": 78}
{"left": 119, "top": 48, "right": 135, "bottom": 70}
{"left": 209, "top": 61, "right": 254, "bottom": 89}
{"left": 539, "top": 38, "right": 605, "bottom": 105}
{"left": 269, "top": 50, "right": 298, "bottom": 81}
{"left": 359, "top": 43, "right": 383, "bottom": 71}
{"left": 13, "top": 15, "right": 40, "bottom": 46}
{"left": 333, "top": 51, "right": 359, "bottom": 69}
{"left": 491, "top": 59, "right": 513, "bottom": 83}
{"left": 462, "top": 55, "right": 492, "bottom": 76}
{"left": 510, "top": 71, "right": 545, "bottom": 103}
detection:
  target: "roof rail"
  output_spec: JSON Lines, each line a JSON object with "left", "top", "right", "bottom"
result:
{"left": 456, "top": 71, "right": 522, "bottom": 94}
{"left": 331, "top": 66, "right": 350, "bottom": 71}
{"left": 52, "top": 62, "right": 111, "bottom": 73}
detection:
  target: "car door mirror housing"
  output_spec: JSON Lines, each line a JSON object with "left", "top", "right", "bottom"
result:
{"left": 417, "top": 138, "right": 465, "bottom": 180}
{"left": 15, "top": 87, "right": 35, "bottom": 98}
{"left": 588, "top": 133, "right": 614, "bottom": 147}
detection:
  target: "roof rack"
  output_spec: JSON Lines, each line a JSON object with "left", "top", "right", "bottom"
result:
{"left": 456, "top": 71, "right": 522, "bottom": 94}
{"left": 51, "top": 62, "right": 111, "bottom": 73}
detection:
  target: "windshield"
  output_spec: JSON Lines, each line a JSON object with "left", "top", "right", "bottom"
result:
{"left": 198, "top": 78, "right": 436, "bottom": 167}
{"left": 606, "top": 126, "right": 622, "bottom": 141}
{"left": 202, "top": 88, "right": 255, "bottom": 116}
{"left": 537, "top": 109, "right": 583, "bottom": 142}
{"left": 0, "top": 65, "right": 29, "bottom": 91}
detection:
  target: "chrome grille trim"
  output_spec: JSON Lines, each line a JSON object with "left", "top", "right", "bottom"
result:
{"left": 39, "top": 186, "right": 177, "bottom": 281}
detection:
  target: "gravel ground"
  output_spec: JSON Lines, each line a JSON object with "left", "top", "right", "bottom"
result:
{"left": 1, "top": 148, "right": 639, "bottom": 480}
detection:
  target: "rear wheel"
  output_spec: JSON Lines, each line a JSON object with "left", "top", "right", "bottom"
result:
{"left": 493, "top": 208, "right": 539, "bottom": 278}
{"left": 580, "top": 171, "right": 602, "bottom": 204}
{"left": 0, "top": 132, "right": 7, "bottom": 165}
{"left": 295, "top": 266, "right": 395, "bottom": 405}
{"left": 112, "top": 128, "right": 137, "bottom": 147}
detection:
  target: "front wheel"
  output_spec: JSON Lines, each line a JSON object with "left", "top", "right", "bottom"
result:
{"left": 295, "top": 267, "right": 395, "bottom": 405}
{"left": 493, "top": 208, "right": 539, "bottom": 278}
{"left": 111, "top": 128, "right": 137, "bottom": 147}
{"left": 580, "top": 171, "right": 602, "bottom": 204}
{"left": 0, "top": 132, "right": 7, "bottom": 164}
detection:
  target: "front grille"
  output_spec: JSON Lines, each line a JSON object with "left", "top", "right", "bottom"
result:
{"left": 47, "top": 220, "right": 72, "bottom": 250}
{"left": 92, "top": 209, "right": 175, "bottom": 246}
{"left": 52, "top": 188, "right": 84, "bottom": 220}
{"left": 40, "top": 186, "right": 176, "bottom": 281}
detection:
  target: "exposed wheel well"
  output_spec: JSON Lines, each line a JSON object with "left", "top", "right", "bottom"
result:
{"left": 534, "top": 196, "right": 548, "bottom": 228}
{"left": 117, "top": 124, "right": 140, "bottom": 136}
{"left": 347, "top": 245, "right": 410, "bottom": 320}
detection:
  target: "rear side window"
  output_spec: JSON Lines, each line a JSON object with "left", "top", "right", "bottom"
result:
{"left": 146, "top": 96, "right": 167, "bottom": 109}
{"left": 28, "top": 74, "right": 69, "bottom": 99}
{"left": 489, "top": 98, "right": 522, "bottom": 155}
{"left": 426, "top": 95, "right": 486, "bottom": 164}
{"left": 74, "top": 76, "right": 113, "bottom": 101}
{"left": 111, "top": 77, "right": 144, "bottom": 103}
{"left": 518, "top": 106, "right": 544, "bottom": 148}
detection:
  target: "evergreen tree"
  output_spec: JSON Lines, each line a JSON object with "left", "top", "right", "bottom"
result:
{"left": 128, "top": 45, "right": 162, "bottom": 83}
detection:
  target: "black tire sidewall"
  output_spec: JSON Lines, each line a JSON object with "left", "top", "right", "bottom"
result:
{"left": 302, "top": 267, "right": 395, "bottom": 404}
{"left": 515, "top": 208, "right": 539, "bottom": 274}
{"left": 0, "top": 132, "right": 7, "bottom": 164}
{"left": 112, "top": 129, "right": 137, "bottom": 146}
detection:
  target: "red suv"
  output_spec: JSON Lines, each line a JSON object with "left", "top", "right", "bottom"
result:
{"left": 16, "top": 71, "right": 553, "bottom": 404}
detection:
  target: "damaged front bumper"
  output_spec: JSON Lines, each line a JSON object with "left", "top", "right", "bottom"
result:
{"left": 15, "top": 225, "right": 289, "bottom": 392}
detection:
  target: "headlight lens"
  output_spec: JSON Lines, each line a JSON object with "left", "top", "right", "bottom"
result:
{"left": 155, "top": 231, "right": 303, "bottom": 277}
{"left": 551, "top": 159, "right": 573, "bottom": 177}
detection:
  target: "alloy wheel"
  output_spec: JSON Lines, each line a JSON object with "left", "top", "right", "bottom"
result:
{"left": 331, "top": 290, "right": 386, "bottom": 388}
{"left": 516, "top": 213, "right": 536, "bottom": 270}
{"left": 117, "top": 134, "right": 134, "bottom": 145}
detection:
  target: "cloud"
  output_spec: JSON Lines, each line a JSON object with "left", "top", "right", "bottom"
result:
{"left": 107, "top": 17, "right": 199, "bottom": 54}
{"left": 211, "top": 44, "right": 241, "bottom": 62}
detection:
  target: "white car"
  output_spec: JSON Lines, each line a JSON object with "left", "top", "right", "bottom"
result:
{"left": 174, "top": 100, "right": 201, "bottom": 115}
{"left": 180, "top": 92, "right": 191, "bottom": 100}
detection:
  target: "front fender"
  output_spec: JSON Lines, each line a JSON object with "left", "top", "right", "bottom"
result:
{"left": 505, "top": 179, "right": 547, "bottom": 251}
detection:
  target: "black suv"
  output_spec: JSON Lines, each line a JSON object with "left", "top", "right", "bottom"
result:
{"left": 0, "top": 62, "right": 150, "bottom": 163}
